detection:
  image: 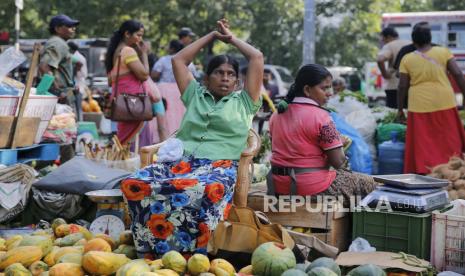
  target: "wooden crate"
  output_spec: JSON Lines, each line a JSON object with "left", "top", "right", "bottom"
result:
{"left": 247, "top": 190, "right": 350, "bottom": 251}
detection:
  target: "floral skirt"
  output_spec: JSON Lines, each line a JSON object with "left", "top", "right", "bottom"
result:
{"left": 121, "top": 157, "right": 237, "bottom": 258}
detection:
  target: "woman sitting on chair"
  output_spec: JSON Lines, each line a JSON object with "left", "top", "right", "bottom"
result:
{"left": 120, "top": 19, "right": 263, "bottom": 258}
{"left": 269, "top": 64, "right": 377, "bottom": 205}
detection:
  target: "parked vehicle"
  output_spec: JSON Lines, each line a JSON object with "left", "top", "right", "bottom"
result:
{"left": 263, "top": 64, "right": 293, "bottom": 97}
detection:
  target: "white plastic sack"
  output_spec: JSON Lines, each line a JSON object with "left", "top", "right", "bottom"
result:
{"left": 327, "top": 96, "right": 369, "bottom": 118}
{"left": 348, "top": 237, "right": 376, "bottom": 252}
{"left": 0, "top": 47, "right": 27, "bottom": 83}
{"left": 157, "top": 138, "right": 184, "bottom": 163}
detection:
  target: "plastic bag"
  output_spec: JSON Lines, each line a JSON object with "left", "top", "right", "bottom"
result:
{"left": 376, "top": 123, "right": 406, "bottom": 145}
{"left": 157, "top": 138, "right": 183, "bottom": 162}
{"left": 0, "top": 47, "right": 26, "bottom": 83}
{"left": 331, "top": 112, "right": 373, "bottom": 174}
{"left": 348, "top": 237, "right": 376, "bottom": 252}
{"left": 327, "top": 96, "right": 369, "bottom": 118}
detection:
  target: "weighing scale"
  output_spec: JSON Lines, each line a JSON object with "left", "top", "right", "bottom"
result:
{"left": 360, "top": 185, "right": 449, "bottom": 213}
{"left": 85, "top": 189, "right": 126, "bottom": 241}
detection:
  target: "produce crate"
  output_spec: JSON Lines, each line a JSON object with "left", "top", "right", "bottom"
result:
{"left": 247, "top": 190, "right": 350, "bottom": 251}
{"left": 431, "top": 200, "right": 465, "bottom": 274}
{"left": 0, "top": 143, "right": 59, "bottom": 165}
{"left": 352, "top": 208, "right": 431, "bottom": 260}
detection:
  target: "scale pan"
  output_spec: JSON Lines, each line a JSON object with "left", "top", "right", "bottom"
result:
{"left": 85, "top": 189, "right": 123, "bottom": 203}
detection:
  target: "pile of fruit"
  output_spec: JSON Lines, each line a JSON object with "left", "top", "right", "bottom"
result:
{"left": 0, "top": 218, "right": 404, "bottom": 276}
{"left": 429, "top": 156, "right": 465, "bottom": 200}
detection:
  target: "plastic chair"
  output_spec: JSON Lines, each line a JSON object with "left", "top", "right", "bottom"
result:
{"left": 139, "top": 129, "right": 261, "bottom": 207}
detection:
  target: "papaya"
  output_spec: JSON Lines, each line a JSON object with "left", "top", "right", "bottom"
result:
{"left": 28, "top": 261, "right": 48, "bottom": 276}
{"left": 147, "top": 259, "right": 163, "bottom": 271}
{"left": 81, "top": 251, "right": 130, "bottom": 275}
{"left": 113, "top": 244, "right": 137, "bottom": 259}
{"left": 73, "top": 239, "right": 87, "bottom": 246}
{"left": 188, "top": 254, "right": 210, "bottom": 275}
{"left": 150, "top": 269, "right": 179, "bottom": 276}
{"left": 116, "top": 259, "right": 151, "bottom": 276}
{"left": 94, "top": 234, "right": 117, "bottom": 250}
{"left": 0, "top": 238, "right": 5, "bottom": 251}
{"left": 19, "top": 235, "right": 53, "bottom": 256}
{"left": 83, "top": 238, "right": 112, "bottom": 253}
{"left": 5, "top": 235, "right": 23, "bottom": 251}
{"left": 43, "top": 247, "right": 60, "bottom": 267}
{"left": 56, "top": 253, "right": 82, "bottom": 265}
{"left": 55, "top": 224, "right": 91, "bottom": 240}
{"left": 4, "top": 263, "right": 31, "bottom": 276}
{"left": 118, "top": 231, "right": 134, "bottom": 245}
{"left": 54, "top": 233, "right": 84, "bottom": 247}
{"left": 51, "top": 218, "right": 67, "bottom": 233}
{"left": 162, "top": 251, "right": 186, "bottom": 274}
{"left": 48, "top": 263, "right": 84, "bottom": 276}
{"left": 54, "top": 225, "right": 70, "bottom": 238}
{"left": 52, "top": 247, "right": 83, "bottom": 264}
{"left": 0, "top": 246, "right": 42, "bottom": 269}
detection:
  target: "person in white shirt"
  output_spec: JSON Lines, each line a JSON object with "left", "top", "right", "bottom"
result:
{"left": 68, "top": 41, "right": 88, "bottom": 99}
{"left": 377, "top": 27, "right": 410, "bottom": 108}
{"left": 151, "top": 40, "right": 196, "bottom": 82}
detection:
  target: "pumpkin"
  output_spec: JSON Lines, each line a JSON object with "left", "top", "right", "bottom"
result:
{"left": 94, "top": 234, "right": 117, "bottom": 250}
{"left": 209, "top": 259, "right": 235, "bottom": 276}
{"left": 116, "top": 259, "right": 151, "bottom": 276}
{"left": 29, "top": 261, "right": 49, "bottom": 276}
{"left": 54, "top": 233, "right": 84, "bottom": 247}
{"left": 0, "top": 246, "right": 43, "bottom": 269}
{"left": 307, "top": 267, "right": 338, "bottom": 276}
{"left": 187, "top": 254, "right": 210, "bottom": 275}
{"left": 19, "top": 236, "right": 53, "bottom": 256}
{"left": 49, "top": 263, "right": 84, "bottom": 276}
{"left": 4, "top": 263, "right": 31, "bottom": 276}
{"left": 119, "top": 231, "right": 134, "bottom": 245}
{"left": 305, "top": 257, "right": 341, "bottom": 276}
{"left": 56, "top": 253, "right": 82, "bottom": 265}
{"left": 347, "top": 264, "right": 386, "bottom": 276}
{"left": 81, "top": 101, "right": 91, "bottom": 112}
{"left": 81, "top": 251, "right": 130, "bottom": 275}
{"left": 251, "top": 242, "right": 296, "bottom": 276}
{"left": 281, "top": 268, "right": 308, "bottom": 276}
{"left": 161, "top": 251, "right": 186, "bottom": 274}
{"left": 83, "top": 238, "right": 112, "bottom": 253}
{"left": 113, "top": 244, "right": 137, "bottom": 259}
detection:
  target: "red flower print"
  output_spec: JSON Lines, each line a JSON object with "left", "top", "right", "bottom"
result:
{"left": 171, "top": 161, "right": 192, "bottom": 174}
{"left": 197, "top": 222, "right": 210, "bottom": 248}
{"left": 121, "top": 179, "right": 152, "bottom": 201}
{"left": 205, "top": 182, "right": 225, "bottom": 203}
{"left": 212, "top": 160, "right": 232, "bottom": 168}
{"left": 170, "top": 179, "right": 198, "bottom": 190}
{"left": 147, "top": 214, "right": 174, "bottom": 239}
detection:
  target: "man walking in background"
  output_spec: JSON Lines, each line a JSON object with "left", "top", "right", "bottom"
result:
{"left": 377, "top": 27, "right": 410, "bottom": 108}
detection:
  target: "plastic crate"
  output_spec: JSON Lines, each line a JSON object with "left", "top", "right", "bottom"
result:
{"left": 431, "top": 200, "right": 465, "bottom": 274}
{"left": 0, "top": 143, "right": 59, "bottom": 165}
{"left": 352, "top": 208, "right": 431, "bottom": 260}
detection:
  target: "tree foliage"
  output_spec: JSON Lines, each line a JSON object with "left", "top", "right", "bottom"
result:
{"left": 1, "top": 0, "right": 464, "bottom": 73}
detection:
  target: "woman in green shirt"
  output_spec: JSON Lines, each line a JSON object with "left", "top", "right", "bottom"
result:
{"left": 121, "top": 19, "right": 263, "bottom": 258}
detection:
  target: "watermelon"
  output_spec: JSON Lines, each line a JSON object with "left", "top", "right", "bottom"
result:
{"left": 347, "top": 264, "right": 386, "bottom": 276}
{"left": 251, "top": 242, "right": 296, "bottom": 276}
{"left": 281, "top": 268, "right": 307, "bottom": 276}
{"left": 305, "top": 257, "right": 341, "bottom": 276}
{"left": 307, "top": 267, "right": 338, "bottom": 276}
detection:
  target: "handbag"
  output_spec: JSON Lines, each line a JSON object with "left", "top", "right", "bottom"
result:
{"left": 208, "top": 205, "right": 300, "bottom": 268}
{"left": 110, "top": 54, "right": 153, "bottom": 122}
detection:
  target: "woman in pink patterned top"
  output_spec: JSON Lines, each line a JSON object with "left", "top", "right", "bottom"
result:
{"left": 269, "top": 64, "right": 376, "bottom": 204}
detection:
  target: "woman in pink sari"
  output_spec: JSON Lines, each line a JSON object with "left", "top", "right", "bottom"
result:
{"left": 105, "top": 20, "right": 160, "bottom": 146}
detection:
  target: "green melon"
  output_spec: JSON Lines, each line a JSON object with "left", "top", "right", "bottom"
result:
{"left": 307, "top": 267, "right": 338, "bottom": 276}
{"left": 305, "top": 257, "right": 341, "bottom": 276}
{"left": 251, "top": 242, "right": 296, "bottom": 276}
{"left": 281, "top": 268, "right": 307, "bottom": 276}
{"left": 347, "top": 264, "right": 386, "bottom": 276}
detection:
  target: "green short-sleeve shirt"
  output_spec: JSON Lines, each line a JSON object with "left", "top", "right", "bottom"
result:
{"left": 40, "top": 35, "right": 74, "bottom": 90}
{"left": 176, "top": 80, "right": 261, "bottom": 160}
